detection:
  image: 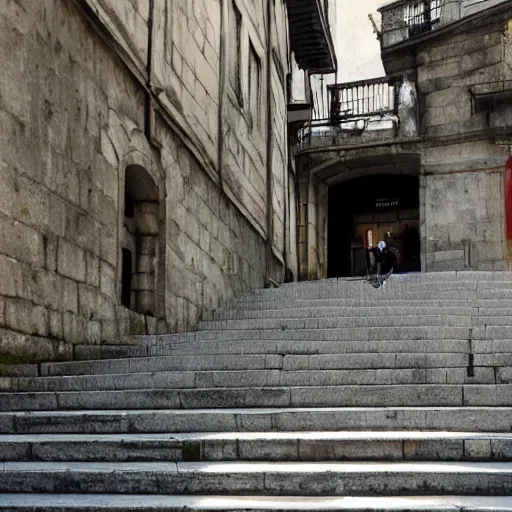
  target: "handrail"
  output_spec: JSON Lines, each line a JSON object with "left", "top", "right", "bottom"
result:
{"left": 327, "top": 74, "right": 403, "bottom": 92}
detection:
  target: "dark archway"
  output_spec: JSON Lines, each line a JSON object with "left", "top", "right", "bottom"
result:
{"left": 328, "top": 174, "right": 420, "bottom": 277}
{"left": 121, "top": 165, "right": 159, "bottom": 316}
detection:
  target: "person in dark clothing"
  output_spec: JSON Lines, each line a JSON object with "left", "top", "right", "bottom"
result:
{"left": 368, "top": 240, "right": 397, "bottom": 279}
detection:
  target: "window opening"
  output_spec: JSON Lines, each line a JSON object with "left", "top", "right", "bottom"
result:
{"left": 121, "top": 248, "right": 133, "bottom": 308}
{"left": 229, "top": 0, "right": 243, "bottom": 105}
{"left": 249, "top": 41, "right": 261, "bottom": 128}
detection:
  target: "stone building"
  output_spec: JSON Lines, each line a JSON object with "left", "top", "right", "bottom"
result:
{"left": 296, "top": 0, "right": 512, "bottom": 279}
{"left": 0, "top": 0, "right": 335, "bottom": 363}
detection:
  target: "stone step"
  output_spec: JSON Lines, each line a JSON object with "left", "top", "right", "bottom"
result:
{"left": 4, "top": 407, "right": 512, "bottom": 434}
{"left": 235, "top": 288, "right": 512, "bottom": 304}
{"left": 101, "top": 326, "right": 471, "bottom": 347}
{"left": 222, "top": 298, "right": 512, "bottom": 312}
{"left": 219, "top": 299, "right": 473, "bottom": 312}
{"left": 213, "top": 306, "right": 476, "bottom": 320}
{"left": 40, "top": 352, "right": 472, "bottom": 378}
{"left": 473, "top": 327, "right": 512, "bottom": 340}
{"left": 235, "top": 290, "right": 479, "bottom": 303}
{"left": 213, "top": 307, "right": 512, "bottom": 322}
{"left": 75, "top": 339, "right": 473, "bottom": 361}
{"left": 258, "top": 283, "right": 512, "bottom": 299}
{"left": 199, "top": 315, "right": 472, "bottom": 331}
{"left": 40, "top": 355, "right": 283, "bottom": 377}
{"left": 4, "top": 383, "right": 512, "bottom": 411}
{"left": 2, "top": 494, "right": 512, "bottom": 512}
{"left": 3, "top": 461, "right": 512, "bottom": 495}
{"left": 1, "top": 367, "right": 502, "bottom": 393}
{"left": 141, "top": 326, "right": 472, "bottom": 343}
{"left": 2, "top": 431, "right": 512, "bottom": 462}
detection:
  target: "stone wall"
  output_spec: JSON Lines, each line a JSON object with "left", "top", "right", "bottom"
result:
{"left": 0, "top": 0, "right": 291, "bottom": 363}
{"left": 421, "top": 165, "right": 507, "bottom": 271}
{"left": 416, "top": 8, "right": 512, "bottom": 270}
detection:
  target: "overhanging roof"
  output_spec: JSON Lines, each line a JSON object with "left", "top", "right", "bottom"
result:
{"left": 287, "top": 0, "right": 337, "bottom": 74}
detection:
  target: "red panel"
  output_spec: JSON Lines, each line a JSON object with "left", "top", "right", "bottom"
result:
{"left": 506, "top": 156, "right": 512, "bottom": 242}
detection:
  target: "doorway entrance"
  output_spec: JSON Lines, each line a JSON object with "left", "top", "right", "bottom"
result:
{"left": 328, "top": 174, "right": 420, "bottom": 277}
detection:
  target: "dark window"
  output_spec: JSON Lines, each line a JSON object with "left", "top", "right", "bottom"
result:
{"left": 229, "top": 0, "right": 243, "bottom": 105}
{"left": 124, "top": 185, "right": 135, "bottom": 218}
{"left": 121, "top": 248, "right": 133, "bottom": 308}
{"left": 405, "top": 0, "right": 441, "bottom": 37}
{"left": 249, "top": 42, "right": 261, "bottom": 128}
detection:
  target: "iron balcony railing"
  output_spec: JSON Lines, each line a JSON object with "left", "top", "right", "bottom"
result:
{"left": 380, "top": 0, "right": 442, "bottom": 47}
{"left": 294, "top": 75, "right": 417, "bottom": 153}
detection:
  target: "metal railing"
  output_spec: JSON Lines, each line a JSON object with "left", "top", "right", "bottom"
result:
{"left": 404, "top": 0, "right": 441, "bottom": 36}
{"left": 380, "top": 0, "right": 443, "bottom": 46}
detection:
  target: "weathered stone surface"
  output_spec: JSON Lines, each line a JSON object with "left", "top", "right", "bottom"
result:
{"left": 0, "top": 0, "right": 290, "bottom": 357}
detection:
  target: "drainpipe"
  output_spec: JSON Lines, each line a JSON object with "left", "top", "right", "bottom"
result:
{"left": 217, "top": 0, "right": 228, "bottom": 191}
{"left": 144, "top": 0, "right": 154, "bottom": 141}
{"left": 265, "top": 0, "right": 275, "bottom": 285}
{"left": 283, "top": 161, "right": 288, "bottom": 280}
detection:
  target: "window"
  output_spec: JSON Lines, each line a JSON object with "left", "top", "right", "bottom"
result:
{"left": 248, "top": 42, "right": 261, "bottom": 128}
{"left": 121, "top": 248, "right": 133, "bottom": 308}
{"left": 229, "top": 0, "right": 243, "bottom": 105}
{"left": 404, "top": 0, "right": 441, "bottom": 37}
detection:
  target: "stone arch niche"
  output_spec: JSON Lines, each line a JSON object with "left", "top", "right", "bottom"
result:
{"left": 121, "top": 164, "right": 159, "bottom": 316}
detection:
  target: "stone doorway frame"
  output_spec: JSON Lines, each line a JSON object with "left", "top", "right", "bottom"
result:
{"left": 297, "top": 153, "right": 422, "bottom": 281}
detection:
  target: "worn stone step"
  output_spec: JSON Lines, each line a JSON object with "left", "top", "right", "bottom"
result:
{"left": 40, "top": 352, "right": 470, "bottom": 378}
{"left": 200, "top": 316, "right": 472, "bottom": 331}
{"left": 75, "top": 339, "right": 472, "bottom": 361}
{"left": 3, "top": 461, "right": 512, "bottom": 495}
{"left": 218, "top": 299, "right": 473, "bottom": 313}
{"left": 235, "top": 290, "right": 478, "bottom": 303}
{"left": 473, "top": 327, "right": 512, "bottom": 340}
{"left": 473, "top": 317, "right": 512, "bottom": 326}
{"left": 2, "top": 431, "right": 512, "bottom": 463}
{"left": 4, "top": 383, "right": 512, "bottom": 411}
{"left": 235, "top": 287, "right": 512, "bottom": 305}
{"left": 213, "top": 306, "right": 476, "bottom": 320}
{"left": 101, "top": 327, "right": 471, "bottom": 347}
{"left": 4, "top": 407, "right": 512, "bottom": 435}
{"left": 473, "top": 340, "right": 512, "bottom": 353}
{"left": 142, "top": 327, "right": 472, "bottom": 344}
{"left": 250, "top": 285, "right": 480, "bottom": 300}
{"left": 40, "top": 355, "right": 284, "bottom": 377}
{"left": 224, "top": 298, "right": 512, "bottom": 314}
{"left": 2, "top": 494, "right": 512, "bottom": 512}
{"left": 0, "top": 367, "right": 500, "bottom": 393}
{"left": 284, "top": 353, "right": 470, "bottom": 370}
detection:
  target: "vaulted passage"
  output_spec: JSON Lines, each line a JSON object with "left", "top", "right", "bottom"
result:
{"left": 121, "top": 165, "right": 160, "bottom": 316}
{"left": 328, "top": 174, "right": 420, "bottom": 277}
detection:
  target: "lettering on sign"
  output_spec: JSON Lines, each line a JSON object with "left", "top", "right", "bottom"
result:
{"left": 376, "top": 198, "right": 399, "bottom": 209}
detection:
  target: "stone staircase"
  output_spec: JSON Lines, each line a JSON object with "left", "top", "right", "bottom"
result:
{"left": 3, "top": 272, "right": 512, "bottom": 510}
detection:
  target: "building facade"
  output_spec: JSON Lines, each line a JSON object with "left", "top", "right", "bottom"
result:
{"left": 296, "top": 0, "right": 512, "bottom": 280}
{"left": 0, "top": 0, "right": 335, "bottom": 363}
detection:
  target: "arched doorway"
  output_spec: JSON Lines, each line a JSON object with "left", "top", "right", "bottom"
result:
{"left": 328, "top": 174, "right": 420, "bottom": 277}
{"left": 121, "top": 165, "right": 160, "bottom": 316}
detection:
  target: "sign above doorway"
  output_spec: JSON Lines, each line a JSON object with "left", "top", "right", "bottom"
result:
{"left": 375, "top": 197, "right": 399, "bottom": 209}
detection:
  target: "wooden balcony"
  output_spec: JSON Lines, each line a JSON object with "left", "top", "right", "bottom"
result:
{"left": 287, "top": 0, "right": 336, "bottom": 74}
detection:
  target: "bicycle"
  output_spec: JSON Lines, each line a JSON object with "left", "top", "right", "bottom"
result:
{"left": 365, "top": 262, "right": 393, "bottom": 289}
